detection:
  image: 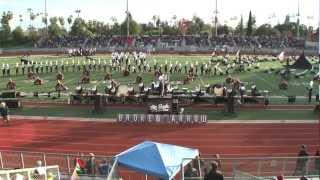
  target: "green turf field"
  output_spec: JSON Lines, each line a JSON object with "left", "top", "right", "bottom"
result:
{"left": 0, "top": 54, "right": 318, "bottom": 98}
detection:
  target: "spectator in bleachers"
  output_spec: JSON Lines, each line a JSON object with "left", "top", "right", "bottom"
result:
{"left": 184, "top": 163, "right": 199, "bottom": 179}
{"left": 33, "top": 160, "right": 46, "bottom": 178}
{"left": 192, "top": 155, "right": 205, "bottom": 176}
{"left": 12, "top": 173, "right": 25, "bottom": 180}
{"left": 276, "top": 175, "right": 284, "bottom": 180}
{"left": 37, "top": 34, "right": 305, "bottom": 50}
{"left": 294, "top": 145, "right": 309, "bottom": 176}
{"left": 47, "top": 172, "right": 57, "bottom": 180}
{"left": 73, "top": 152, "right": 85, "bottom": 167}
{"left": 98, "top": 159, "right": 110, "bottom": 176}
{"left": 204, "top": 161, "right": 224, "bottom": 180}
{"left": 73, "top": 154, "right": 86, "bottom": 176}
{"left": 86, "top": 153, "right": 96, "bottom": 176}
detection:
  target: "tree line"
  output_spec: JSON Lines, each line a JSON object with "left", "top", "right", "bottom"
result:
{"left": 0, "top": 10, "right": 317, "bottom": 47}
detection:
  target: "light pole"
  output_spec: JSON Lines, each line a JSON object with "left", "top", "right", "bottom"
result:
{"left": 125, "top": 0, "right": 130, "bottom": 48}
{"left": 27, "top": 8, "right": 32, "bottom": 28}
{"left": 126, "top": 0, "right": 129, "bottom": 37}
{"left": 297, "top": 0, "right": 300, "bottom": 39}
{"left": 318, "top": 0, "right": 320, "bottom": 101}
{"left": 214, "top": 0, "right": 218, "bottom": 37}
{"left": 229, "top": 16, "right": 237, "bottom": 36}
{"left": 44, "top": 0, "right": 48, "bottom": 36}
{"left": 268, "top": 13, "right": 276, "bottom": 25}
{"left": 157, "top": 16, "right": 161, "bottom": 37}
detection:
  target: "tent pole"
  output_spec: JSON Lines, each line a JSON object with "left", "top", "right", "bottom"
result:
{"left": 181, "top": 163, "right": 184, "bottom": 180}
{"left": 197, "top": 157, "right": 202, "bottom": 178}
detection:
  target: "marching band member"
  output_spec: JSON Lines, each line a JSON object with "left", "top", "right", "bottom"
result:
{"left": 21, "top": 62, "right": 25, "bottom": 75}
{"left": 98, "top": 59, "right": 101, "bottom": 71}
{"left": 103, "top": 60, "right": 107, "bottom": 72}
{"left": 77, "top": 60, "right": 81, "bottom": 72}
{"left": 61, "top": 59, "right": 65, "bottom": 72}
{"left": 6, "top": 64, "right": 10, "bottom": 77}
{"left": 65, "top": 60, "right": 69, "bottom": 72}
{"left": 15, "top": 62, "right": 19, "bottom": 76}
{"left": 49, "top": 61, "right": 53, "bottom": 73}
{"left": 72, "top": 59, "right": 75, "bottom": 72}
{"left": 45, "top": 61, "right": 48, "bottom": 73}
{"left": 53, "top": 60, "right": 57, "bottom": 72}
{"left": 40, "top": 62, "right": 44, "bottom": 74}
{"left": 35, "top": 62, "right": 39, "bottom": 74}
{"left": 2, "top": 63, "right": 6, "bottom": 77}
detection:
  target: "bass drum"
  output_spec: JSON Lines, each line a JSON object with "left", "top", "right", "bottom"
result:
{"left": 214, "top": 87, "right": 224, "bottom": 96}
{"left": 116, "top": 85, "right": 129, "bottom": 97}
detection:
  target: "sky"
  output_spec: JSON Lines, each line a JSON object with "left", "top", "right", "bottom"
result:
{"left": 0, "top": 0, "right": 318, "bottom": 29}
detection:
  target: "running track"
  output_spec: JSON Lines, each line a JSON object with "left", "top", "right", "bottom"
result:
{"left": 0, "top": 118, "right": 319, "bottom": 178}
{"left": 0, "top": 118, "right": 319, "bottom": 157}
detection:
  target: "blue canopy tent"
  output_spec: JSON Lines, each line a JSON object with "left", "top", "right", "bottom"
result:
{"left": 114, "top": 141, "right": 199, "bottom": 180}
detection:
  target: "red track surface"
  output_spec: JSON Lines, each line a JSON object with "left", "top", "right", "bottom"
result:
{"left": 0, "top": 118, "right": 319, "bottom": 157}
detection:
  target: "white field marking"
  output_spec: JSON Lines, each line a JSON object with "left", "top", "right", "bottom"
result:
{"left": 10, "top": 115, "right": 318, "bottom": 124}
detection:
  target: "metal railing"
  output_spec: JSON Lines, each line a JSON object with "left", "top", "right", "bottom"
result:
{"left": 181, "top": 156, "right": 320, "bottom": 179}
{"left": 0, "top": 165, "right": 60, "bottom": 180}
{"left": 0, "top": 150, "right": 111, "bottom": 174}
{"left": 0, "top": 150, "right": 149, "bottom": 180}
{"left": 1, "top": 150, "right": 319, "bottom": 179}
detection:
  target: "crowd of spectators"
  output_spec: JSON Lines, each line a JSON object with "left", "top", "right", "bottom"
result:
{"left": 37, "top": 36, "right": 87, "bottom": 48}
{"left": 36, "top": 35, "right": 305, "bottom": 49}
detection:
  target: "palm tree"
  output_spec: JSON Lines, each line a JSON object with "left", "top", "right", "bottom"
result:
{"left": 67, "top": 15, "right": 73, "bottom": 26}
{"left": 110, "top": 16, "right": 117, "bottom": 25}
{"left": 19, "top": 14, "right": 23, "bottom": 26}
{"left": 36, "top": 13, "right": 44, "bottom": 27}
{"left": 172, "top": 15, "right": 177, "bottom": 27}
{"left": 6, "top": 11, "right": 13, "bottom": 22}
{"left": 75, "top": 9, "right": 81, "bottom": 18}
{"left": 59, "top": 16, "right": 65, "bottom": 27}
{"left": 27, "top": 8, "right": 32, "bottom": 27}
{"left": 30, "top": 12, "right": 37, "bottom": 27}
{"left": 152, "top": 15, "right": 157, "bottom": 28}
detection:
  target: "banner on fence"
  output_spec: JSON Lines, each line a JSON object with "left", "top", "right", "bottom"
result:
{"left": 117, "top": 114, "right": 207, "bottom": 124}
{"left": 0, "top": 165, "right": 60, "bottom": 180}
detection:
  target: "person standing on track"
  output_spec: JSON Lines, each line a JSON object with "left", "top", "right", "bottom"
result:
{"left": 294, "top": 145, "right": 309, "bottom": 176}
{"left": 204, "top": 161, "right": 224, "bottom": 180}
{"left": 184, "top": 163, "right": 199, "bottom": 179}
{"left": 315, "top": 150, "right": 320, "bottom": 174}
{"left": 0, "top": 102, "right": 9, "bottom": 126}
{"left": 86, "top": 153, "right": 96, "bottom": 176}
